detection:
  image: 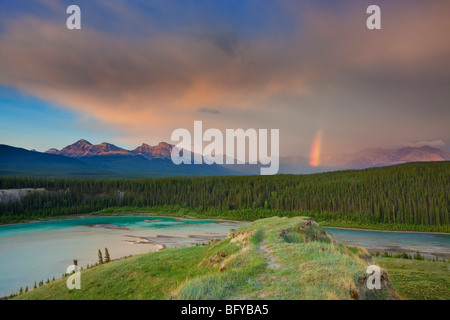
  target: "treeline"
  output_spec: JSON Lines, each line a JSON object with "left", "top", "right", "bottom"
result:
{"left": 0, "top": 162, "right": 448, "bottom": 227}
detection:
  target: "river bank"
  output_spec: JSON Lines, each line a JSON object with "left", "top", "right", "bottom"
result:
{"left": 0, "top": 215, "right": 244, "bottom": 297}
{"left": 326, "top": 227, "right": 450, "bottom": 258}
{"left": 324, "top": 226, "right": 450, "bottom": 236}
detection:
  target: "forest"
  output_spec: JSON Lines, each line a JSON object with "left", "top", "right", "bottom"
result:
{"left": 0, "top": 162, "right": 448, "bottom": 230}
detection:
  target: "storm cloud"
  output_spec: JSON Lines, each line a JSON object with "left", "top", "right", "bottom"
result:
{"left": 0, "top": 0, "right": 449, "bottom": 154}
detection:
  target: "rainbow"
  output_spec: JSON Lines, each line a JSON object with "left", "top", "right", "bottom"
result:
{"left": 309, "top": 130, "right": 322, "bottom": 167}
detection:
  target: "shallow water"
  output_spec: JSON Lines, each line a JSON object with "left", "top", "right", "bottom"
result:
{"left": 0, "top": 216, "right": 242, "bottom": 297}
{"left": 326, "top": 228, "right": 450, "bottom": 258}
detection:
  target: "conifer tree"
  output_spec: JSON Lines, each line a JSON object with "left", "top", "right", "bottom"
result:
{"left": 104, "top": 247, "right": 111, "bottom": 263}
{"left": 98, "top": 249, "right": 104, "bottom": 265}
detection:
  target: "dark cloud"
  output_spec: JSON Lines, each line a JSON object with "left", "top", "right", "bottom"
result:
{"left": 0, "top": 0, "right": 449, "bottom": 155}
{"left": 205, "top": 31, "right": 241, "bottom": 57}
{"left": 198, "top": 108, "right": 221, "bottom": 115}
{"left": 398, "top": 140, "right": 445, "bottom": 148}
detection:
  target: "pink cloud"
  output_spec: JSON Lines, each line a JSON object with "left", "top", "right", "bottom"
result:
{"left": 0, "top": 1, "right": 449, "bottom": 152}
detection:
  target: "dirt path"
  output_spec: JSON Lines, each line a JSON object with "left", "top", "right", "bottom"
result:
{"left": 230, "top": 230, "right": 281, "bottom": 300}
{"left": 258, "top": 240, "right": 280, "bottom": 269}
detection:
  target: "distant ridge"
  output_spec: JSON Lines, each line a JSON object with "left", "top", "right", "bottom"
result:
{"left": 1, "top": 140, "right": 449, "bottom": 177}
{"left": 319, "top": 145, "right": 450, "bottom": 169}
{"left": 47, "top": 139, "right": 131, "bottom": 158}
{"left": 45, "top": 140, "right": 450, "bottom": 168}
{"left": 132, "top": 142, "right": 173, "bottom": 160}
{"left": 46, "top": 139, "right": 175, "bottom": 160}
{"left": 1, "top": 142, "right": 231, "bottom": 178}
{"left": 0, "top": 144, "right": 105, "bottom": 177}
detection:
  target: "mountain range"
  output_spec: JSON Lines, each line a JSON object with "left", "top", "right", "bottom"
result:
{"left": 275, "top": 145, "right": 450, "bottom": 174}
{"left": 45, "top": 139, "right": 174, "bottom": 160}
{"left": 0, "top": 140, "right": 230, "bottom": 178}
{"left": 319, "top": 145, "right": 450, "bottom": 169}
{"left": 0, "top": 139, "right": 449, "bottom": 177}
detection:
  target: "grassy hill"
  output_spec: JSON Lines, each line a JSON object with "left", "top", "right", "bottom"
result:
{"left": 14, "top": 217, "right": 399, "bottom": 300}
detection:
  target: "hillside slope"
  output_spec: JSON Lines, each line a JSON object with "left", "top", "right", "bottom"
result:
{"left": 0, "top": 145, "right": 112, "bottom": 177}
{"left": 15, "top": 217, "right": 399, "bottom": 300}
{"left": 0, "top": 144, "right": 233, "bottom": 178}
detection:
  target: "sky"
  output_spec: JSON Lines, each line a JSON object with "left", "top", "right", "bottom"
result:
{"left": 0, "top": 0, "right": 449, "bottom": 156}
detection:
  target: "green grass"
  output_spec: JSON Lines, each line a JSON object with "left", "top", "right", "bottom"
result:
{"left": 241, "top": 217, "right": 376, "bottom": 299}
{"left": 317, "top": 220, "right": 449, "bottom": 233}
{"left": 16, "top": 238, "right": 240, "bottom": 300}
{"left": 375, "top": 257, "right": 450, "bottom": 300}
{"left": 15, "top": 216, "right": 399, "bottom": 300}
